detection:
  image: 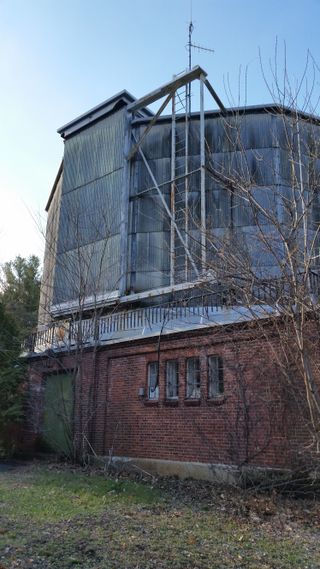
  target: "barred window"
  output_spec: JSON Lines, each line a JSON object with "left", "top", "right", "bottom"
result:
{"left": 147, "top": 362, "right": 159, "bottom": 400}
{"left": 186, "top": 357, "right": 200, "bottom": 399}
{"left": 208, "top": 356, "right": 224, "bottom": 397}
{"left": 166, "top": 360, "right": 179, "bottom": 399}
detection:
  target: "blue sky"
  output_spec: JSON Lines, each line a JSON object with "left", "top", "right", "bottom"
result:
{"left": 1, "top": 0, "right": 320, "bottom": 264}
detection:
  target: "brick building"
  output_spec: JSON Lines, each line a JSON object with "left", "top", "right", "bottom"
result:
{"left": 26, "top": 67, "right": 320, "bottom": 480}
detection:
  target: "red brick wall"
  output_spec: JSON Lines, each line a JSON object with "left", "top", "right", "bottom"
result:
{"left": 26, "top": 324, "right": 308, "bottom": 469}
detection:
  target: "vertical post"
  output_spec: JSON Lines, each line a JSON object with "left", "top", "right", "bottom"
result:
{"left": 185, "top": 86, "right": 190, "bottom": 280}
{"left": 119, "top": 111, "right": 131, "bottom": 296}
{"left": 170, "top": 93, "right": 176, "bottom": 285}
{"left": 200, "top": 74, "right": 206, "bottom": 271}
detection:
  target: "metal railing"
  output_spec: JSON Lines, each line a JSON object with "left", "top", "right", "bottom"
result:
{"left": 24, "top": 272, "right": 320, "bottom": 355}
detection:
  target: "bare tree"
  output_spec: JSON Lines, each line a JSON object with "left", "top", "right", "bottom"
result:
{"left": 197, "top": 52, "right": 320, "bottom": 466}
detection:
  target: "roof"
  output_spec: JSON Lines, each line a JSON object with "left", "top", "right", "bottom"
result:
{"left": 131, "top": 103, "right": 320, "bottom": 127}
{"left": 57, "top": 90, "right": 153, "bottom": 139}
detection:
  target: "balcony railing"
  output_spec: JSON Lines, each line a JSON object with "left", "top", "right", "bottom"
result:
{"left": 24, "top": 272, "right": 320, "bottom": 355}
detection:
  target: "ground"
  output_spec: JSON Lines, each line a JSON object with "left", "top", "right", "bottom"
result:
{"left": 0, "top": 460, "right": 319, "bottom": 568}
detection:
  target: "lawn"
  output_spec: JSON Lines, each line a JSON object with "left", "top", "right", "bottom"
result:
{"left": 0, "top": 461, "right": 319, "bottom": 568}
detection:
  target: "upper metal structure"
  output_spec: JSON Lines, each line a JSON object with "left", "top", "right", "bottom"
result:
{"left": 38, "top": 67, "right": 320, "bottom": 322}
{"left": 121, "top": 65, "right": 226, "bottom": 296}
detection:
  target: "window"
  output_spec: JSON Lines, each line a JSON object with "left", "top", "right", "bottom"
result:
{"left": 186, "top": 357, "right": 200, "bottom": 399}
{"left": 147, "top": 362, "right": 159, "bottom": 400}
{"left": 208, "top": 356, "right": 224, "bottom": 397}
{"left": 166, "top": 360, "right": 179, "bottom": 399}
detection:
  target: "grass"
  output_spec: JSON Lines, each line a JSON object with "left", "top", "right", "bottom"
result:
{"left": 0, "top": 468, "right": 158, "bottom": 523}
{"left": 0, "top": 461, "right": 319, "bottom": 568}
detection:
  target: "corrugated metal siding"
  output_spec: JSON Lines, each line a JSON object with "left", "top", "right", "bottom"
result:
{"left": 62, "top": 109, "right": 126, "bottom": 193}
{"left": 135, "top": 195, "right": 170, "bottom": 233}
{"left": 53, "top": 107, "right": 126, "bottom": 306}
{"left": 135, "top": 123, "right": 172, "bottom": 160}
{"left": 135, "top": 231, "right": 170, "bottom": 271}
{"left": 51, "top": 104, "right": 320, "bottom": 304}
{"left": 133, "top": 158, "right": 171, "bottom": 194}
{"left": 57, "top": 169, "right": 123, "bottom": 253}
{"left": 204, "top": 113, "right": 275, "bottom": 152}
{"left": 134, "top": 270, "right": 170, "bottom": 291}
{"left": 130, "top": 112, "right": 320, "bottom": 292}
{"left": 38, "top": 171, "right": 63, "bottom": 325}
{"left": 53, "top": 235, "right": 121, "bottom": 305}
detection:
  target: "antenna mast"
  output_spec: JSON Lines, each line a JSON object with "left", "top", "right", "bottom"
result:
{"left": 186, "top": 19, "right": 215, "bottom": 114}
{"left": 188, "top": 20, "right": 194, "bottom": 72}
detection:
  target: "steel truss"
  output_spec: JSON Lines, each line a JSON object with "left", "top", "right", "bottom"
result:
{"left": 119, "top": 65, "right": 226, "bottom": 294}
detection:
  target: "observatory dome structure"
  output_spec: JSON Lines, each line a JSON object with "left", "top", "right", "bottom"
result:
{"left": 38, "top": 65, "right": 320, "bottom": 325}
{"left": 24, "top": 66, "right": 320, "bottom": 481}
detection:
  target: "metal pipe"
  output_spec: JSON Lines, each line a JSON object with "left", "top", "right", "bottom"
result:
{"left": 170, "top": 93, "right": 176, "bottom": 285}
{"left": 130, "top": 167, "right": 201, "bottom": 199}
{"left": 119, "top": 111, "right": 131, "bottom": 295}
{"left": 185, "top": 84, "right": 190, "bottom": 280}
{"left": 200, "top": 75, "right": 206, "bottom": 270}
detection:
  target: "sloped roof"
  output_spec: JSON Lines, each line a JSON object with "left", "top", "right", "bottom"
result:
{"left": 58, "top": 90, "right": 152, "bottom": 139}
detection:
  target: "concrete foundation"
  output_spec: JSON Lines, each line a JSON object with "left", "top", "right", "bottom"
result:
{"left": 106, "top": 456, "right": 290, "bottom": 485}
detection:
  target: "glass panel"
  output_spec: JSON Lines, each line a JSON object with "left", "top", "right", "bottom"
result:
{"left": 148, "top": 362, "right": 159, "bottom": 400}
{"left": 186, "top": 357, "right": 200, "bottom": 399}
{"left": 208, "top": 356, "right": 224, "bottom": 397}
{"left": 166, "top": 360, "right": 179, "bottom": 399}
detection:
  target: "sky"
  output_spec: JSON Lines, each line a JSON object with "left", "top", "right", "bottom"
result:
{"left": 1, "top": 0, "right": 320, "bottom": 265}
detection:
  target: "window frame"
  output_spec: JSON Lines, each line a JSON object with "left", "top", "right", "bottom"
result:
{"left": 208, "top": 355, "right": 224, "bottom": 398}
{"left": 147, "top": 361, "right": 159, "bottom": 400}
{"left": 165, "top": 359, "right": 179, "bottom": 400}
{"left": 186, "top": 357, "right": 201, "bottom": 399}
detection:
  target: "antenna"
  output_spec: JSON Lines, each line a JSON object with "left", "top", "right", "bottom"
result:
{"left": 186, "top": 19, "right": 214, "bottom": 114}
{"left": 188, "top": 20, "right": 194, "bottom": 72}
{"left": 188, "top": 22, "right": 215, "bottom": 71}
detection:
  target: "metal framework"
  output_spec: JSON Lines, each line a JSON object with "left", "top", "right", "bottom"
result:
{"left": 119, "top": 65, "right": 226, "bottom": 295}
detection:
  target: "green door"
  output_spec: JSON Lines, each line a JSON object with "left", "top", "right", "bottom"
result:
{"left": 43, "top": 373, "right": 74, "bottom": 455}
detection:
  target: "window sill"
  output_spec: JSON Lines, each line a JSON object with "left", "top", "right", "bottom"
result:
{"left": 143, "top": 399, "right": 159, "bottom": 406}
{"left": 163, "top": 399, "right": 179, "bottom": 407}
{"left": 184, "top": 398, "right": 201, "bottom": 406}
{"left": 207, "top": 395, "right": 226, "bottom": 406}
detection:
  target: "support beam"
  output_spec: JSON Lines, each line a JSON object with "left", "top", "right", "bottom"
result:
{"left": 184, "top": 83, "right": 190, "bottom": 280}
{"left": 130, "top": 167, "right": 202, "bottom": 199}
{"left": 135, "top": 137, "right": 199, "bottom": 278}
{"left": 119, "top": 112, "right": 131, "bottom": 295}
{"left": 127, "top": 92, "right": 172, "bottom": 161}
{"left": 170, "top": 94, "right": 176, "bottom": 286}
{"left": 127, "top": 66, "right": 207, "bottom": 113}
{"left": 203, "top": 77, "right": 226, "bottom": 113}
{"left": 200, "top": 75, "right": 206, "bottom": 270}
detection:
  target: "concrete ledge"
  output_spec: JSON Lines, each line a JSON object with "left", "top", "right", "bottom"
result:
{"left": 101, "top": 456, "right": 290, "bottom": 485}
